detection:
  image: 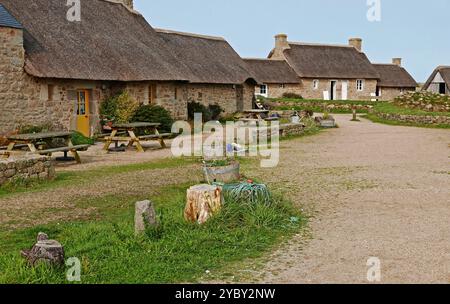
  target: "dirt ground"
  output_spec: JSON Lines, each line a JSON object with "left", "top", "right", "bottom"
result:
{"left": 1, "top": 115, "right": 449, "bottom": 283}
{"left": 240, "top": 115, "right": 450, "bottom": 284}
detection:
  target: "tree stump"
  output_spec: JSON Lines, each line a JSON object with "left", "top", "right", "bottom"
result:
{"left": 185, "top": 184, "right": 223, "bottom": 225}
{"left": 135, "top": 200, "right": 158, "bottom": 235}
{"left": 21, "top": 233, "right": 65, "bottom": 266}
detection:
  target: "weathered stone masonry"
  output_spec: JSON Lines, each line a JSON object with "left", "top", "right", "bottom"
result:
{"left": 0, "top": 156, "right": 55, "bottom": 186}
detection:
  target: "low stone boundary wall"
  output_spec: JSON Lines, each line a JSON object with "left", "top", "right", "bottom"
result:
{"left": 279, "top": 123, "right": 306, "bottom": 136}
{"left": 0, "top": 156, "right": 55, "bottom": 186}
{"left": 267, "top": 101, "right": 374, "bottom": 113}
{"left": 373, "top": 112, "right": 450, "bottom": 125}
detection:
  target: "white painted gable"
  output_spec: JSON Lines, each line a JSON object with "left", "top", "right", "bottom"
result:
{"left": 432, "top": 72, "right": 444, "bottom": 83}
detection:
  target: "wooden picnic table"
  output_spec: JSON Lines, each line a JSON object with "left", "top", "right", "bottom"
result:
{"left": 242, "top": 109, "right": 270, "bottom": 120}
{"left": 103, "top": 122, "right": 172, "bottom": 152}
{"left": 4, "top": 131, "right": 90, "bottom": 164}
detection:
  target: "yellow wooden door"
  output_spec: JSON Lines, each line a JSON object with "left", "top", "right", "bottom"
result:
{"left": 76, "top": 90, "right": 90, "bottom": 137}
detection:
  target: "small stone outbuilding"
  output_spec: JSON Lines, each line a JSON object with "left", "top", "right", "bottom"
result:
{"left": 423, "top": 66, "right": 450, "bottom": 95}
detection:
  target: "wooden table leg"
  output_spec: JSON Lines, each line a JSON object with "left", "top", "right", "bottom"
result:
{"left": 70, "top": 150, "right": 81, "bottom": 164}
{"left": 3, "top": 142, "right": 15, "bottom": 158}
{"left": 103, "top": 130, "right": 117, "bottom": 151}
{"left": 154, "top": 128, "right": 166, "bottom": 149}
{"left": 129, "top": 130, "right": 144, "bottom": 153}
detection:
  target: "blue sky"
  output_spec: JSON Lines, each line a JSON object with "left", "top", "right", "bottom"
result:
{"left": 135, "top": 0, "right": 450, "bottom": 82}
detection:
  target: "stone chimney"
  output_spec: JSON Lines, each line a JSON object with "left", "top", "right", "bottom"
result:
{"left": 271, "top": 34, "right": 290, "bottom": 60}
{"left": 120, "top": 0, "right": 133, "bottom": 10}
{"left": 392, "top": 58, "right": 402, "bottom": 66}
{"left": 349, "top": 38, "right": 362, "bottom": 52}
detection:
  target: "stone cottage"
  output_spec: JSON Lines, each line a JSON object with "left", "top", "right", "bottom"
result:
{"left": 0, "top": 0, "right": 256, "bottom": 137}
{"left": 243, "top": 59, "right": 301, "bottom": 98}
{"left": 156, "top": 29, "right": 257, "bottom": 115}
{"left": 372, "top": 58, "right": 417, "bottom": 100}
{"left": 423, "top": 66, "right": 450, "bottom": 95}
{"left": 260, "top": 34, "right": 381, "bottom": 100}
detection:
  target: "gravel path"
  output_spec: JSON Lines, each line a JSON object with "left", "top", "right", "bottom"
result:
{"left": 243, "top": 115, "right": 450, "bottom": 284}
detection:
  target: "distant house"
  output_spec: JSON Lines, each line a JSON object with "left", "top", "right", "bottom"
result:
{"left": 372, "top": 58, "right": 417, "bottom": 100}
{"left": 423, "top": 66, "right": 450, "bottom": 95}
{"left": 243, "top": 59, "right": 300, "bottom": 98}
{"left": 156, "top": 29, "right": 257, "bottom": 114}
{"left": 266, "top": 34, "right": 380, "bottom": 101}
{"left": 0, "top": 0, "right": 256, "bottom": 136}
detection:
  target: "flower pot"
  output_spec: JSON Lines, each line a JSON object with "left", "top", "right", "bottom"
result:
{"left": 203, "top": 161, "right": 240, "bottom": 183}
{"left": 320, "top": 119, "right": 336, "bottom": 128}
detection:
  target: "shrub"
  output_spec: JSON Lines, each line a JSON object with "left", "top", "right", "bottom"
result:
{"left": 18, "top": 123, "right": 53, "bottom": 134}
{"left": 208, "top": 104, "right": 224, "bottom": 120}
{"left": 100, "top": 92, "right": 139, "bottom": 124}
{"left": 71, "top": 131, "right": 95, "bottom": 146}
{"left": 131, "top": 105, "right": 174, "bottom": 132}
{"left": 115, "top": 92, "right": 140, "bottom": 123}
{"left": 282, "top": 92, "right": 303, "bottom": 99}
{"left": 187, "top": 102, "right": 223, "bottom": 121}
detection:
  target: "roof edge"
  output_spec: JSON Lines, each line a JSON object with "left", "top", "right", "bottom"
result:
{"left": 155, "top": 28, "right": 225, "bottom": 41}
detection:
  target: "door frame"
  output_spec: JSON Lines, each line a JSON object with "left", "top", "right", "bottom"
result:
{"left": 76, "top": 89, "right": 90, "bottom": 137}
{"left": 330, "top": 80, "right": 337, "bottom": 100}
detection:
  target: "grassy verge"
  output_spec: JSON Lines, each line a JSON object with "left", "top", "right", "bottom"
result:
{"left": 0, "top": 182, "right": 302, "bottom": 283}
{"left": 363, "top": 114, "right": 450, "bottom": 129}
{"left": 268, "top": 99, "right": 378, "bottom": 114}
{"left": 0, "top": 157, "right": 197, "bottom": 197}
{"left": 372, "top": 103, "right": 450, "bottom": 117}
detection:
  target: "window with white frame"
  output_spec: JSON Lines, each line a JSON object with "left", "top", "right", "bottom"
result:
{"left": 260, "top": 84, "right": 268, "bottom": 96}
{"left": 356, "top": 80, "right": 364, "bottom": 91}
{"left": 313, "top": 80, "right": 319, "bottom": 90}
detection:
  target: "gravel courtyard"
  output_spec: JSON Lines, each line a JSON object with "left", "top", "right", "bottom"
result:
{"left": 243, "top": 114, "right": 450, "bottom": 284}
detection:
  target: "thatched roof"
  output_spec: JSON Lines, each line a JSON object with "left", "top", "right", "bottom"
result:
{"left": 156, "top": 28, "right": 255, "bottom": 84}
{"left": 0, "top": 4, "right": 22, "bottom": 29}
{"left": 372, "top": 64, "right": 417, "bottom": 88}
{"left": 0, "top": 0, "right": 193, "bottom": 81}
{"left": 423, "top": 66, "right": 450, "bottom": 90}
{"left": 273, "top": 42, "right": 380, "bottom": 79}
{"left": 243, "top": 59, "right": 300, "bottom": 84}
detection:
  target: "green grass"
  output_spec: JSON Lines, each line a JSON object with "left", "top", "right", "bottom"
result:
{"left": 0, "top": 184, "right": 303, "bottom": 283}
{"left": 269, "top": 98, "right": 377, "bottom": 114}
{"left": 363, "top": 114, "right": 450, "bottom": 129}
{"left": 373, "top": 102, "right": 450, "bottom": 117}
{"left": 0, "top": 157, "right": 197, "bottom": 198}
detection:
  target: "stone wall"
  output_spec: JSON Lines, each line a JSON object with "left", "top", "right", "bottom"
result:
{"left": 255, "top": 83, "right": 303, "bottom": 99}
{"left": 380, "top": 87, "right": 415, "bottom": 101}
{"left": 279, "top": 123, "right": 306, "bottom": 137}
{"left": 373, "top": 112, "right": 450, "bottom": 126}
{"left": 266, "top": 100, "right": 375, "bottom": 113}
{"left": 0, "top": 156, "right": 55, "bottom": 186}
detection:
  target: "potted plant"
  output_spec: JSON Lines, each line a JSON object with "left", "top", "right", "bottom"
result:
{"left": 202, "top": 158, "right": 240, "bottom": 184}
{"left": 319, "top": 111, "right": 336, "bottom": 128}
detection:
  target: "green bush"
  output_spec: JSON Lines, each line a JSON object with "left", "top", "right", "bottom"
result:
{"left": 131, "top": 105, "right": 174, "bottom": 132}
{"left": 282, "top": 92, "right": 303, "bottom": 99}
{"left": 187, "top": 102, "right": 223, "bottom": 121}
{"left": 71, "top": 131, "right": 95, "bottom": 146}
{"left": 100, "top": 92, "right": 139, "bottom": 124}
{"left": 18, "top": 123, "right": 53, "bottom": 134}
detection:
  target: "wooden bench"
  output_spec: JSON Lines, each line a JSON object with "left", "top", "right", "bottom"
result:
{"left": 34, "top": 144, "right": 91, "bottom": 163}
{"left": 138, "top": 133, "right": 174, "bottom": 140}
{"left": 0, "top": 144, "right": 28, "bottom": 150}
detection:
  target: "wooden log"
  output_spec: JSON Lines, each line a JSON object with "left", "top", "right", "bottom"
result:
{"left": 184, "top": 184, "right": 223, "bottom": 225}
{"left": 21, "top": 233, "right": 65, "bottom": 266}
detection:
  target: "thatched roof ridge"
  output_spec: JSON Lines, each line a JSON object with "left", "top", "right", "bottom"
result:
{"left": 156, "top": 28, "right": 256, "bottom": 84}
{"left": 372, "top": 64, "right": 417, "bottom": 88}
{"left": 243, "top": 59, "right": 300, "bottom": 84}
{"left": 0, "top": 0, "right": 193, "bottom": 81}
{"left": 275, "top": 42, "right": 380, "bottom": 79}
{"left": 423, "top": 66, "right": 450, "bottom": 90}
